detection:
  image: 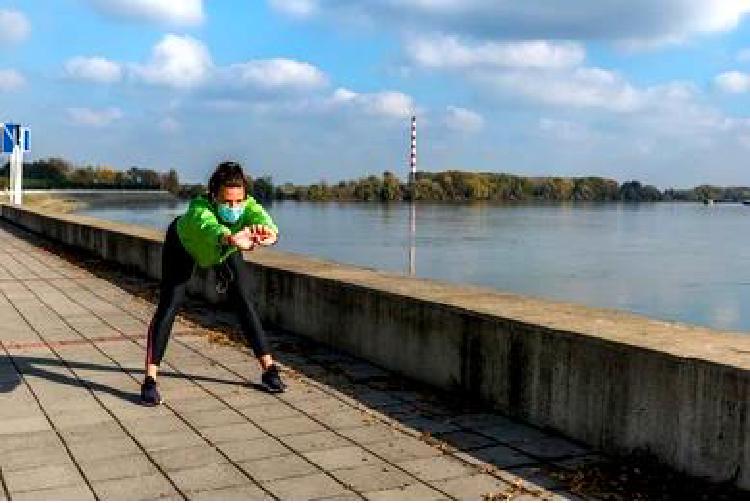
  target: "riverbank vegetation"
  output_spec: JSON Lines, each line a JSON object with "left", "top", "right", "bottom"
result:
{"left": 4, "top": 158, "right": 749, "bottom": 203}
{"left": 270, "top": 171, "right": 750, "bottom": 203}
{"left": 0, "top": 158, "right": 180, "bottom": 192}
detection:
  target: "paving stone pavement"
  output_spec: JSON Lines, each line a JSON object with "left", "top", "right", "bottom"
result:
{"left": 0, "top": 221, "right": 601, "bottom": 501}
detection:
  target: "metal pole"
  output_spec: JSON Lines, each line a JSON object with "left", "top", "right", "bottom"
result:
{"left": 11, "top": 142, "right": 22, "bottom": 205}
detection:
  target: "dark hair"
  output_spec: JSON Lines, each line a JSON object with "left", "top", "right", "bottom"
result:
{"left": 208, "top": 161, "right": 248, "bottom": 200}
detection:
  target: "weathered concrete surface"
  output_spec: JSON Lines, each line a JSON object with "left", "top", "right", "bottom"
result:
{"left": 0, "top": 219, "right": 587, "bottom": 500}
{"left": 3, "top": 203, "right": 750, "bottom": 490}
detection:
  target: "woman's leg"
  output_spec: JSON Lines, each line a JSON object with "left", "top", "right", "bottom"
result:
{"left": 145, "top": 218, "right": 195, "bottom": 378}
{"left": 223, "top": 251, "right": 274, "bottom": 367}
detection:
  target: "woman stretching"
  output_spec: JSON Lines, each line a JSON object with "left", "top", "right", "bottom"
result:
{"left": 141, "top": 161, "right": 286, "bottom": 406}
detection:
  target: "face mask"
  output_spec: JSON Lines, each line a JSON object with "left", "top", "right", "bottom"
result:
{"left": 217, "top": 202, "right": 245, "bottom": 224}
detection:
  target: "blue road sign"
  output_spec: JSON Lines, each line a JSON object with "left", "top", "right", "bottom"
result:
{"left": 1, "top": 123, "right": 29, "bottom": 154}
{"left": 2, "top": 123, "right": 15, "bottom": 154}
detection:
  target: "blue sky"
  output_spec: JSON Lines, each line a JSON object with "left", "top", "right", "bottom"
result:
{"left": 3, "top": 1, "right": 750, "bottom": 187}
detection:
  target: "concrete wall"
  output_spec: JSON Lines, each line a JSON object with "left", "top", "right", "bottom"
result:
{"left": 3, "top": 203, "right": 750, "bottom": 488}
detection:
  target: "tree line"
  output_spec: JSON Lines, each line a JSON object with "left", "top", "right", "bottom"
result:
{"left": 3, "top": 158, "right": 747, "bottom": 203}
{"left": 0, "top": 158, "right": 180, "bottom": 193}
{"left": 269, "top": 171, "right": 748, "bottom": 203}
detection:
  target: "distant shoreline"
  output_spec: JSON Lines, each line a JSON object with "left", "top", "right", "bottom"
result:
{"left": 1, "top": 189, "right": 179, "bottom": 214}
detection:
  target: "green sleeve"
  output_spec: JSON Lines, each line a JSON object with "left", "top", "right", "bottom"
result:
{"left": 176, "top": 197, "right": 234, "bottom": 267}
{"left": 242, "top": 197, "right": 279, "bottom": 234}
{"left": 185, "top": 198, "right": 231, "bottom": 242}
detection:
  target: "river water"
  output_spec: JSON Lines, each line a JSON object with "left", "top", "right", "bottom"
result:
{"left": 77, "top": 200, "right": 750, "bottom": 333}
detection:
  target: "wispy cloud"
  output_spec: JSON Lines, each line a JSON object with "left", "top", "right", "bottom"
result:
{"left": 0, "top": 69, "right": 25, "bottom": 92}
{"left": 65, "top": 57, "right": 123, "bottom": 84}
{"left": 0, "top": 9, "right": 30, "bottom": 45}
{"left": 67, "top": 107, "right": 123, "bottom": 127}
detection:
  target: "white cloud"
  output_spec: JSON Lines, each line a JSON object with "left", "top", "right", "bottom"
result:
{"left": 67, "top": 107, "right": 123, "bottom": 127}
{"left": 0, "top": 9, "right": 30, "bottom": 45}
{"left": 486, "top": 67, "right": 643, "bottom": 112}
{"left": 270, "top": 1, "right": 750, "bottom": 47}
{"left": 445, "top": 106, "right": 484, "bottom": 132}
{"left": 329, "top": 87, "right": 415, "bottom": 118}
{"left": 715, "top": 71, "right": 750, "bottom": 93}
{"left": 225, "top": 58, "right": 327, "bottom": 90}
{"left": 269, "top": 0, "right": 318, "bottom": 17}
{"left": 65, "top": 57, "right": 123, "bottom": 83}
{"left": 88, "top": 0, "right": 203, "bottom": 26}
{"left": 409, "top": 36, "right": 584, "bottom": 69}
{"left": 131, "top": 34, "right": 212, "bottom": 89}
{"left": 0, "top": 69, "right": 24, "bottom": 91}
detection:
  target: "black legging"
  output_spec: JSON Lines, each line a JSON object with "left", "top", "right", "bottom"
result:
{"left": 145, "top": 217, "right": 271, "bottom": 366}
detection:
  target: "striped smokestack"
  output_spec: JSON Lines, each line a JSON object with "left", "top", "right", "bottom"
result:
{"left": 410, "top": 115, "right": 416, "bottom": 178}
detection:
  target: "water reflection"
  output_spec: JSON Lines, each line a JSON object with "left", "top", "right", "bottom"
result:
{"left": 77, "top": 201, "right": 750, "bottom": 333}
{"left": 408, "top": 202, "right": 416, "bottom": 276}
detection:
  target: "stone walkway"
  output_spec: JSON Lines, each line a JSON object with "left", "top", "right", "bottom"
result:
{"left": 0, "top": 221, "right": 599, "bottom": 501}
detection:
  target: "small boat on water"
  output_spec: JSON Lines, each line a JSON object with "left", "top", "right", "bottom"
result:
{"left": 743, "top": 200, "right": 750, "bottom": 206}
{"left": 703, "top": 198, "right": 714, "bottom": 205}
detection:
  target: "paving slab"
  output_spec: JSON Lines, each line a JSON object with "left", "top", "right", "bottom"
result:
{"left": 67, "top": 435, "right": 142, "bottom": 461}
{"left": 331, "top": 463, "right": 417, "bottom": 492}
{"left": 456, "top": 444, "right": 537, "bottom": 468}
{"left": 436, "top": 430, "right": 498, "bottom": 450}
{"left": 281, "top": 430, "right": 352, "bottom": 453}
{"left": 366, "top": 436, "right": 443, "bottom": 463}
{"left": 133, "top": 428, "right": 208, "bottom": 452}
{"left": 336, "top": 424, "right": 407, "bottom": 445}
{"left": 150, "top": 445, "right": 226, "bottom": 472}
{"left": 60, "top": 420, "right": 126, "bottom": 443}
{"left": 314, "top": 410, "right": 372, "bottom": 430}
{"left": 433, "top": 473, "right": 513, "bottom": 500}
{"left": 0, "top": 430, "right": 61, "bottom": 453}
{"left": 5, "top": 463, "right": 84, "bottom": 494}
{"left": 0, "top": 416, "right": 51, "bottom": 435}
{"left": 262, "top": 415, "right": 326, "bottom": 436}
{"left": 187, "top": 484, "right": 272, "bottom": 501}
{"left": 239, "top": 453, "right": 320, "bottom": 482}
{"left": 238, "top": 402, "right": 300, "bottom": 420}
{"left": 216, "top": 436, "right": 292, "bottom": 463}
{"left": 200, "top": 422, "right": 266, "bottom": 443}
{"left": 90, "top": 472, "right": 178, "bottom": 501}
{"left": 169, "top": 463, "right": 250, "bottom": 493}
{"left": 12, "top": 484, "right": 95, "bottom": 501}
{"left": 0, "top": 443, "right": 72, "bottom": 471}
{"left": 364, "top": 482, "right": 451, "bottom": 500}
{"left": 303, "top": 445, "right": 380, "bottom": 471}
{"left": 397, "top": 455, "right": 478, "bottom": 481}
{"left": 262, "top": 472, "right": 349, "bottom": 500}
{"left": 180, "top": 408, "right": 246, "bottom": 428}
{"left": 79, "top": 454, "right": 157, "bottom": 482}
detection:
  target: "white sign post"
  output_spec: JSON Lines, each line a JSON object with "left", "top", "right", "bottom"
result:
{"left": 2, "top": 123, "right": 30, "bottom": 205}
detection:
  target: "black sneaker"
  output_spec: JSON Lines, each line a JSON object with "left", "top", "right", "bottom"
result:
{"left": 261, "top": 364, "right": 287, "bottom": 393}
{"left": 140, "top": 376, "right": 162, "bottom": 406}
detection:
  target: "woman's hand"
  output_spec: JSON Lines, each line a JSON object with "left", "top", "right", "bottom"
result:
{"left": 223, "top": 228, "right": 254, "bottom": 250}
{"left": 248, "top": 224, "right": 277, "bottom": 246}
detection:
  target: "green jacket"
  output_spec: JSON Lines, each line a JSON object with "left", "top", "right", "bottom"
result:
{"left": 176, "top": 195, "right": 279, "bottom": 268}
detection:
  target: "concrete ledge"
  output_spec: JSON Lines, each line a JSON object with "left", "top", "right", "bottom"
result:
{"left": 3, "top": 203, "right": 750, "bottom": 488}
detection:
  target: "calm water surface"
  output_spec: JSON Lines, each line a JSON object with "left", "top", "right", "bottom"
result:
{"left": 78, "top": 201, "right": 750, "bottom": 333}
